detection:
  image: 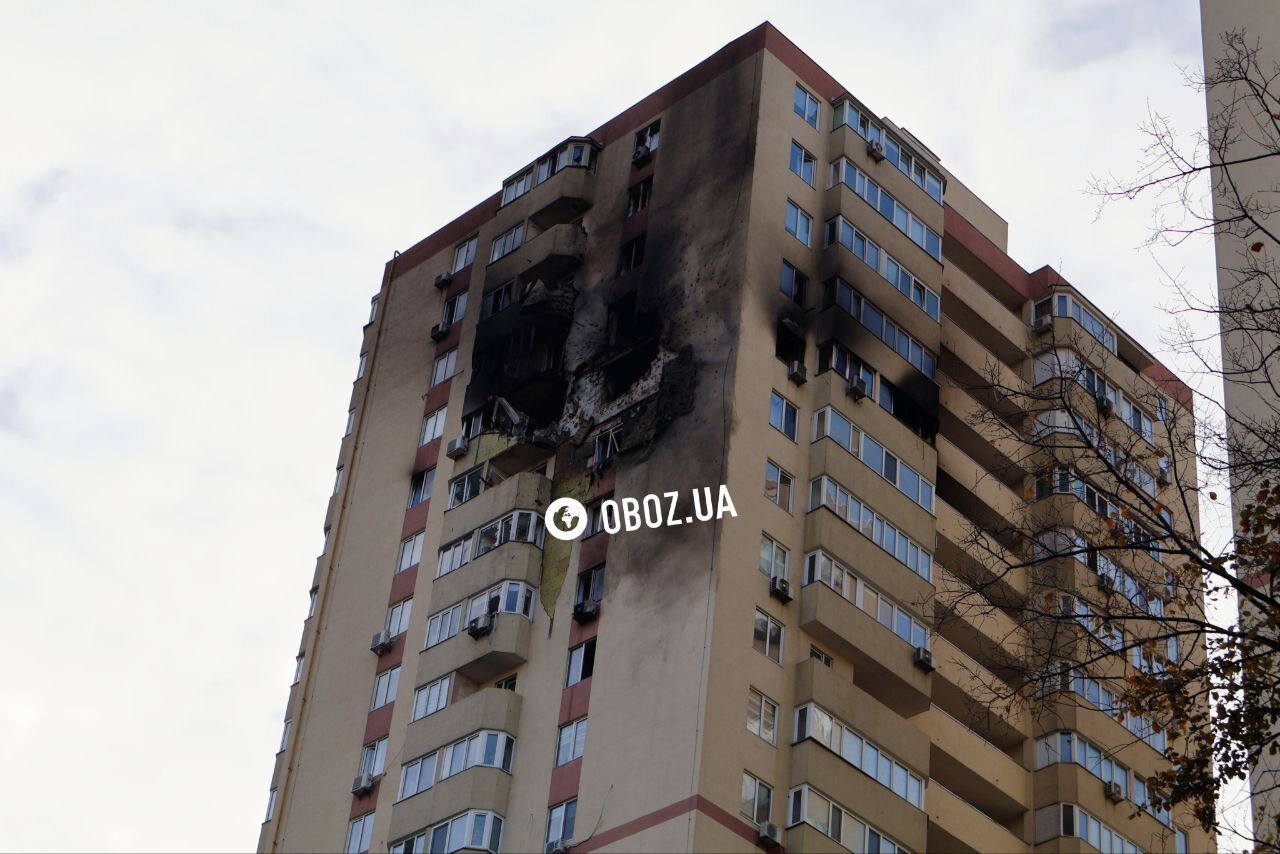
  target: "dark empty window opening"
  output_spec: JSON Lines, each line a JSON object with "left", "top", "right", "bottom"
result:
{"left": 775, "top": 319, "right": 805, "bottom": 365}
{"left": 603, "top": 338, "right": 660, "bottom": 402}
{"left": 627, "top": 177, "right": 653, "bottom": 217}
{"left": 618, "top": 235, "right": 646, "bottom": 276}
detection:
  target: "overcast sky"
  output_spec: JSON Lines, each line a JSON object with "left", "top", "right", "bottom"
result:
{"left": 0, "top": 1, "right": 1227, "bottom": 851}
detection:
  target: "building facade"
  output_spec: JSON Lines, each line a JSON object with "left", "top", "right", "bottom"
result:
{"left": 261, "top": 23, "right": 1210, "bottom": 854}
{"left": 1200, "top": 0, "right": 1280, "bottom": 840}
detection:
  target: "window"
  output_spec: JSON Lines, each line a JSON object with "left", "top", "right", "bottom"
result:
{"left": 442, "top": 292, "right": 468, "bottom": 327}
{"left": 747, "top": 688, "right": 778, "bottom": 745}
{"left": 293, "top": 653, "right": 304, "bottom": 684}
{"left": 387, "top": 598, "right": 413, "bottom": 636}
{"left": 356, "top": 352, "right": 367, "bottom": 380}
{"left": 824, "top": 278, "right": 937, "bottom": 378}
{"left": 810, "top": 646, "right": 832, "bottom": 667}
{"left": 785, "top": 200, "right": 812, "bottom": 245}
{"left": 547, "top": 800, "right": 578, "bottom": 849}
{"left": 279, "top": 719, "right": 292, "bottom": 753}
{"left": 764, "top": 459, "right": 793, "bottom": 511}
{"left": 789, "top": 784, "right": 906, "bottom": 853}
{"left": 1035, "top": 293, "right": 1118, "bottom": 353}
{"left": 333, "top": 466, "right": 343, "bottom": 496}
{"left": 795, "top": 703, "right": 925, "bottom": 809}
{"left": 780, "top": 260, "right": 806, "bottom": 304}
{"left": 1123, "top": 398, "right": 1155, "bottom": 443}
{"left": 618, "top": 234, "right": 646, "bottom": 275}
{"left": 474, "top": 510, "right": 545, "bottom": 557}
{"left": 753, "top": 610, "right": 784, "bottom": 663}
{"left": 576, "top": 565, "right": 604, "bottom": 606}
{"left": 360, "top": 737, "right": 389, "bottom": 776}
{"left": 593, "top": 425, "right": 620, "bottom": 466}
{"left": 345, "top": 408, "right": 356, "bottom": 436}
{"left": 833, "top": 100, "right": 944, "bottom": 204}
{"left": 808, "top": 476, "right": 934, "bottom": 582}
{"left": 307, "top": 587, "right": 317, "bottom": 618}
{"left": 466, "top": 580, "right": 536, "bottom": 623}
{"left": 480, "top": 281, "right": 515, "bottom": 319}
{"left": 557, "top": 718, "right": 588, "bottom": 766}
{"left": 368, "top": 296, "right": 379, "bottom": 324}
{"left": 489, "top": 223, "right": 524, "bottom": 263}
{"left": 803, "top": 550, "right": 929, "bottom": 648}
{"left": 408, "top": 468, "right": 435, "bottom": 508}
{"left": 265, "top": 788, "right": 277, "bottom": 822}
{"left": 566, "top": 639, "right": 596, "bottom": 686}
{"left": 828, "top": 157, "right": 941, "bottom": 261}
{"left": 741, "top": 772, "right": 773, "bottom": 824}
{"left": 793, "top": 84, "right": 819, "bottom": 128}
{"left": 635, "top": 120, "right": 660, "bottom": 151}
{"left": 413, "top": 674, "right": 451, "bottom": 721}
{"left": 432, "top": 349, "right": 458, "bottom": 386}
{"left": 495, "top": 674, "right": 517, "bottom": 690}
{"left": 439, "top": 730, "right": 515, "bottom": 780}
{"left": 502, "top": 169, "right": 534, "bottom": 204}
{"left": 758, "top": 534, "right": 789, "bottom": 580}
{"left": 436, "top": 536, "right": 472, "bottom": 578}
{"left": 769, "top": 391, "right": 798, "bottom": 440}
{"left": 584, "top": 498, "right": 608, "bottom": 538}
{"left": 626, "top": 177, "right": 653, "bottom": 217}
{"left": 789, "top": 141, "right": 816, "bottom": 186}
{"left": 398, "top": 531, "right": 425, "bottom": 572}
{"left": 824, "top": 217, "right": 940, "bottom": 321}
{"left": 400, "top": 751, "right": 438, "bottom": 799}
{"left": 396, "top": 810, "right": 504, "bottom": 854}
{"left": 448, "top": 466, "right": 484, "bottom": 508}
{"left": 426, "top": 603, "right": 464, "bottom": 648}
{"left": 346, "top": 813, "right": 375, "bottom": 854}
{"left": 452, "top": 236, "right": 478, "bottom": 273}
{"left": 371, "top": 666, "right": 400, "bottom": 710}
{"left": 421, "top": 406, "right": 447, "bottom": 445}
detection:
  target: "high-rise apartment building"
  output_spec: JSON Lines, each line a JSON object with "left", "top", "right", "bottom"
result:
{"left": 1200, "top": 0, "right": 1280, "bottom": 837}
{"left": 261, "top": 23, "right": 1210, "bottom": 854}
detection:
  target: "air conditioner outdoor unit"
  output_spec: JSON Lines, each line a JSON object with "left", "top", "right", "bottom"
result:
{"left": 757, "top": 822, "right": 782, "bottom": 849}
{"left": 445, "top": 435, "right": 470, "bottom": 459}
{"left": 1059, "top": 595, "right": 1075, "bottom": 618}
{"left": 573, "top": 600, "right": 600, "bottom": 625}
{"left": 1105, "top": 780, "right": 1124, "bottom": 803}
{"left": 1097, "top": 396, "right": 1114, "bottom": 418}
{"left": 787, "top": 360, "right": 807, "bottom": 385}
{"left": 545, "top": 840, "right": 571, "bottom": 854}
{"left": 429, "top": 323, "right": 447, "bottom": 341}
{"left": 632, "top": 144, "right": 652, "bottom": 166}
{"left": 467, "top": 613, "right": 493, "bottom": 638}
{"left": 1031, "top": 315, "right": 1053, "bottom": 335}
{"left": 434, "top": 271, "right": 452, "bottom": 289}
{"left": 351, "top": 772, "right": 375, "bottom": 795}
{"left": 1097, "top": 574, "right": 1115, "bottom": 595}
{"left": 912, "top": 645, "right": 935, "bottom": 673}
{"left": 769, "top": 576, "right": 793, "bottom": 604}
{"left": 1157, "top": 467, "right": 1172, "bottom": 487}
{"left": 867, "top": 139, "right": 887, "bottom": 161}
{"left": 847, "top": 377, "right": 869, "bottom": 401}
{"left": 369, "top": 630, "right": 394, "bottom": 655}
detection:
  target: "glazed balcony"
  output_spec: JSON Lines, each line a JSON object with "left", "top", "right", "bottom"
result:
{"left": 798, "top": 581, "right": 931, "bottom": 716}
{"left": 419, "top": 613, "right": 532, "bottom": 685}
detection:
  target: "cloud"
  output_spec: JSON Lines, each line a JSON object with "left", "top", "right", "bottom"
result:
{"left": 0, "top": 1, "right": 1218, "bottom": 850}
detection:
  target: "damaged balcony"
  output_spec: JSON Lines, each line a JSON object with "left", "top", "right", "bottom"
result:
{"left": 470, "top": 290, "right": 575, "bottom": 425}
